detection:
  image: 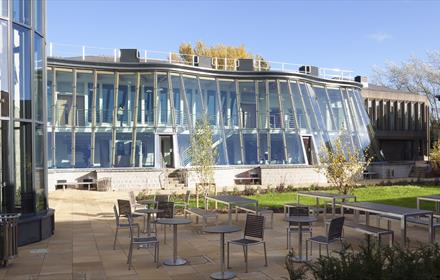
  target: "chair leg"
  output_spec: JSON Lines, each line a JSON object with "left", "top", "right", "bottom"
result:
{"left": 390, "top": 232, "right": 394, "bottom": 247}
{"left": 128, "top": 243, "right": 133, "bottom": 269}
{"left": 235, "top": 207, "right": 239, "bottom": 222}
{"left": 244, "top": 245, "right": 248, "bottom": 273}
{"left": 306, "top": 240, "right": 308, "bottom": 261}
{"left": 319, "top": 244, "right": 321, "bottom": 257}
{"left": 113, "top": 227, "right": 119, "bottom": 250}
{"left": 286, "top": 228, "right": 289, "bottom": 249}
{"left": 227, "top": 242, "right": 231, "bottom": 269}
{"left": 263, "top": 242, "right": 268, "bottom": 267}
{"left": 156, "top": 243, "right": 160, "bottom": 268}
{"left": 326, "top": 244, "right": 329, "bottom": 257}
{"left": 163, "top": 225, "right": 167, "bottom": 244}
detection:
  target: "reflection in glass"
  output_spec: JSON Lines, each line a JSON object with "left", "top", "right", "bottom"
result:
{"left": 115, "top": 132, "right": 132, "bottom": 167}
{"left": 136, "top": 131, "right": 155, "bottom": 167}
{"left": 200, "top": 78, "right": 218, "bottom": 125}
{"left": 268, "top": 81, "right": 281, "bottom": 128}
{"left": 34, "top": 0, "right": 43, "bottom": 33}
{"left": 13, "top": 24, "right": 31, "bottom": 119}
{"left": 243, "top": 133, "right": 257, "bottom": 164}
{"left": 219, "top": 80, "right": 237, "bottom": 128}
{"left": 47, "top": 69, "right": 53, "bottom": 123}
{"left": 327, "top": 88, "right": 347, "bottom": 130}
{"left": 259, "top": 132, "right": 268, "bottom": 164}
{"left": 226, "top": 132, "right": 241, "bottom": 164}
{"left": 0, "top": 20, "right": 8, "bottom": 117}
{"left": 313, "top": 86, "right": 334, "bottom": 130}
{"left": 280, "top": 81, "right": 295, "bottom": 129}
{"left": 291, "top": 82, "right": 308, "bottom": 130}
{"left": 117, "top": 74, "right": 136, "bottom": 127}
{"left": 94, "top": 132, "right": 112, "bottom": 167}
{"left": 171, "top": 75, "right": 184, "bottom": 126}
{"left": 270, "top": 133, "right": 285, "bottom": 163}
{"left": 258, "top": 81, "right": 267, "bottom": 129}
{"left": 96, "top": 73, "right": 114, "bottom": 125}
{"left": 14, "top": 121, "right": 33, "bottom": 213}
{"left": 76, "top": 72, "right": 93, "bottom": 126}
{"left": 55, "top": 132, "right": 72, "bottom": 168}
{"left": 285, "top": 133, "right": 305, "bottom": 164}
{"left": 55, "top": 70, "right": 73, "bottom": 126}
{"left": 239, "top": 82, "right": 256, "bottom": 128}
{"left": 157, "top": 74, "right": 171, "bottom": 125}
{"left": 75, "top": 133, "right": 91, "bottom": 168}
{"left": 183, "top": 76, "right": 203, "bottom": 127}
{"left": 34, "top": 34, "right": 44, "bottom": 121}
{"left": 47, "top": 131, "right": 53, "bottom": 167}
{"left": 139, "top": 73, "right": 154, "bottom": 125}
{"left": 0, "top": 1, "right": 7, "bottom": 17}
{"left": 177, "top": 133, "right": 190, "bottom": 166}
{"left": 13, "top": 0, "right": 30, "bottom": 25}
{"left": 0, "top": 121, "right": 10, "bottom": 212}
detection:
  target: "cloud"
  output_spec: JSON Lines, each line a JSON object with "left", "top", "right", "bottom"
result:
{"left": 368, "top": 32, "right": 392, "bottom": 43}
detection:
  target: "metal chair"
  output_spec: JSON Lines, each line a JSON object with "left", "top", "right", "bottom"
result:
{"left": 113, "top": 204, "right": 140, "bottom": 250}
{"left": 227, "top": 214, "right": 268, "bottom": 273}
{"left": 154, "top": 194, "right": 170, "bottom": 202}
{"left": 129, "top": 191, "right": 143, "bottom": 211}
{"left": 154, "top": 201, "right": 174, "bottom": 244}
{"left": 127, "top": 214, "right": 160, "bottom": 270}
{"left": 173, "top": 191, "right": 191, "bottom": 212}
{"left": 117, "top": 199, "right": 142, "bottom": 218}
{"left": 306, "top": 216, "right": 344, "bottom": 259}
{"left": 287, "top": 206, "right": 312, "bottom": 249}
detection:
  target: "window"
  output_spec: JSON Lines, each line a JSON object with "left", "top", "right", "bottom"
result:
{"left": 47, "top": 69, "right": 53, "bottom": 124}
{"left": 171, "top": 75, "right": 184, "bottom": 126}
{"left": 0, "top": 20, "right": 8, "bottom": 117}
{"left": 270, "top": 133, "right": 285, "bottom": 163}
{"left": 136, "top": 131, "right": 155, "bottom": 167}
{"left": 13, "top": 0, "right": 30, "bottom": 25}
{"left": 75, "top": 133, "right": 92, "bottom": 168}
{"left": 115, "top": 132, "right": 132, "bottom": 167}
{"left": 55, "top": 132, "right": 72, "bottom": 168}
{"left": 291, "top": 82, "right": 308, "bottom": 130}
{"left": 219, "top": 80, "right": 237, "bottom": 128}
{"left": 285, "top": 133, "right": 305, "bottom": 164}
{"left": 13, "top": 24, "right": 31, "bottom": 119}
{"left": 14, "top": 121, "right": 33, "bottom": 213}
{"left": 139, "top": 73, "right": 154, "bottom": 125}
{"left": 94, "top": 132, "right": 112, "bottom": 167}
{"left": 268, "top": 81, "right": 281, "bottom": 128}
{"left": 327, "top": 88, "right": 347, "bottom": 130}
{"left": 76, "top": 72, "right": 93, "bottom": 126}
{"left": 34, "top": 0, "right": 43, "bottom": 33}
{"left": 243, "top": 133, "right": 257, "bottom": 164}
{"left": 183, "top": 76, "right": 203, "bottom": 127}
{"left": 55, "top": 70, "right": 73, "bottom": 126}
{"left": 34, "top": 34, "right": 44, "bottom": 121}
{"left": 200, "top": 78, "right": 218, "bottom": 125}
{"left": 239, "top": 82, "right": 256, "bottom": 128}
{"left": 280, "top": 81, "right": 295, "bottom": 129}
{"left": 0, "top": 1, "right": 7, "bottom": 17}
{"left": 117, "top": 74, "right": 136, "bottom": 127}
{"left": 226, "top": 132, "right": 241, "bottom": 164}
{"left": 96, "top": 73, "right": 114, "bottom": 125}
{"left": 157, "top": 74, "right": 171, "bottom": 126}
{"left": 258, "top": 81, "right": 267, "bottom": 129}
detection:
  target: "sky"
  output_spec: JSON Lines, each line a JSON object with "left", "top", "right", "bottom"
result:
{"left": 47, "top": 0, "right": 440, "bottom": 78}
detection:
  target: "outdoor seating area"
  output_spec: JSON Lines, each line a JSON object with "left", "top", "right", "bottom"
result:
{"left": 5, "top": 187, "right": 440, "bottom": 280}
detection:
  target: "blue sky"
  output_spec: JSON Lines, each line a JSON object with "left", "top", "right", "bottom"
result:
{"left": 47, "top": 0, "right": 440, "bottom": 78}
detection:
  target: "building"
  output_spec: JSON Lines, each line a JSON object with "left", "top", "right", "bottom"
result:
{"left": 0, "top": 0, "right": 53, "bottom": 245}
{"left": 46, "top": 49, "right": 372, "bottom": 190}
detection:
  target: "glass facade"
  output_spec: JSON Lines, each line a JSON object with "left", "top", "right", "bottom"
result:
{"left": 1, "top": 0, "right": 48, "bottom": 214}
{"left": 47, "top": 63, "right": 370, "bottom": 169}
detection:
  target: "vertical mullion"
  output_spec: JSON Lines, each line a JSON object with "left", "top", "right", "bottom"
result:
{"left": 111, "top": 72, "right": 118, "bottom": 167}
{"left": 216, "top": 78, "right": 228, "bottom": 165}
{"left": 131, "top": 73, "right": 140, "bottom": 167}
{"left": 236, "top": 80, "right": 244, "bottom": 164}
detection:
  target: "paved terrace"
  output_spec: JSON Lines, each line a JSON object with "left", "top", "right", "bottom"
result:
{"left": 1, "top": 190, "right": 435, "bottom": 280}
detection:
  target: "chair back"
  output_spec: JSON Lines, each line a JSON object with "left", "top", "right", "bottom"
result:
{"left": 129, "top": 191, "right": 136, "bottom": 205}
{"left": 289, "top": 206, "right": 309, "bottom": 226}
{"left": 157, "top": 201, "right": 174, "bottom": 219}
{"left": 244, "top": 214, "right": 265, "bottom": 240}
{"left": 327, "top": 216, "right": 345, "bottom": 241}
{"left": 113, "top": 205, "right": 120, "bottom": 226}
{"left": 155, "top": 194, "right": 169, "bottom": 202}
{"left": 117, "top": 199, "right": 132, "bottom": 217}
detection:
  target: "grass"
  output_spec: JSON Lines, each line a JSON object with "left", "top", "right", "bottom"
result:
{"left": 247, "top": 185, "right": 440, "bottom": 210}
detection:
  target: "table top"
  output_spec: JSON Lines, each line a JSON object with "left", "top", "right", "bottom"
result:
{"left": 285, "top": 216, "right": 318, "bottom": 223}
{"left": 206, "top": 195, "right": 257, "bottom": 205}
{"left": 155, "top": 218, "right": 192, "bottom": 225}
{"left": 418, "top": 195, "right": 440, "bottom": 201}
{"left": 297, "top": 191, "right": 356, "bottom": 200}
{"left": 204, "top": 225, "right": 241, "bottom": 234}
{"left": 341, "top": 202, "right": 433, "bottom": 217}
{"left": 135, "top": 208, "right": 163, "bottom": 214}
{"left": 137, "top": 200, "right": 157, "bottom": 205}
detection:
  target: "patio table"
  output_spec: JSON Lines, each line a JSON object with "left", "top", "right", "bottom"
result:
{"left": 285, "top": 216, "right": 317, "bottom": 262}
{"left": 341, "top": 201, "right": 434, "bottom": 246}
{"left": 206, "top": 195, "right": 258, "bottom": 225}
{"left": 137, "top": 199, "right": 157, "bottom": 209}
{"left": 417, "top": 195, "right": 440, "bottom": 215}
{"left": 156, "top": 218, "right": 192, "bottom": 266}
{"left": 296, "top": 191, "right": 356, "bottom": 217}
{"left": 204, "top": 225, "right": 241, "bottom": 280}
{"left": 134, "top": 208, "right": 163, "bottom": 235}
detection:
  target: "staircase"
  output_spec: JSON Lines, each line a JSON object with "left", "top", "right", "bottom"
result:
{"left": 165, "top": 169, "right": 186, "bottom": 189}
{"left": 409, "top": 163, "right": 431, "bottom": 178}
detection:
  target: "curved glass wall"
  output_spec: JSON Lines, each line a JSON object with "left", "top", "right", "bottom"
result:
{"left": 47, "top": 62, "right": 370, "bottom": 169}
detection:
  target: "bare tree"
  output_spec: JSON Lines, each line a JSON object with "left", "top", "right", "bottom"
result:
{"left": 373, "top": 51, "right": 440, "bottom": 120}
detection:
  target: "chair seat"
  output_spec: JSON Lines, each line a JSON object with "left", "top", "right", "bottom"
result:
{"left": 308, "top": 235, "right": 330, "bottom": 244}
{"left": 229, "top": 238, "right": 263, "bottom": 246}
{"left": 119, "top": 223, "right": 139, "bottom": 228}
{"left": 133, "top": 236, "right": 159, "bottom": 244}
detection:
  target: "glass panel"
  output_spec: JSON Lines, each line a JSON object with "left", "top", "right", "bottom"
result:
{"left": 268, "top": 81, "right": 281, "bottom": 128}
{"left": 157, "top": 74, "right": 171, "bottom": 126}
{"left": 177, "top": 133, "right": 190, "bottom": 166}
{"left": 75, "top": 132, "right": 91, "bottom": 168}
{"left": 0, "top": 0, "right": 7, "bottom": 17}
{"left": 243, "top": 133, "right": 257, "bottom": 164}
{"left": 115, "top": 131, "right": 132, "bottom": 167}
{"left": 0, "top": 120, "right": 10, "bottom": 212}
{"left": 136, "top": 131, "right": 155, "bottom": 167}
{"left": 213, "top": 130, "right": 227, "bottom": 165}
{"left": 257, "top": 81, "right": 267, "bottom": 129}
{"left": 47, "top": 69, "right": 53, "bottom": 124}
{"left": 34, "top": 34, "right": 44, "bottom": 121}
{"left": 94, "top": 132, "right": 112, "bottom": 167}
{"left": 14, "top": 121, "right": 33, "bottom": 213}
{"left": 200, "top": 78, "right": 218, "bottom": 125}
{"left": 299, "top": 83, "right": 319, "bottom": 130}
{"left": 259, "top": 132, "right": 268, "bottom": 164}
{"left": 47, "top": 131, "right": 53, "bottom": 167}
{"left": 239, "top": 82, "right": 256, "bottom": 128}
{"left": 55, "top": 132, "right": 72, "bottom": 168}
{"left": 13, "top": 0, "right": 30, "bottom": 25}
{"left": 341, "top": 88, "right": 355, "bottom": 131}
{"left": 270, "top": 133, "right": 285, "bottom": 164}
{"left": 183, "top": 76, "right": 203, "bottom": 127}
{"left": 55, "top": 70, "right": 73, "bottom": 126}
{"left": 0, "top": 20, "right": 8, "bottom": 117}
{"left": 117, "top": 74, "right": 136, "bottom": 127}
{"left": 138, "top": 73, "right": 154, "bottom": 126}
{"left": 96, "top": 73, "right": 114, "bottom": 125}
{"left": 219, "top": 80, "right": 238, "bottom": 128}
{"left": 76, "top": 72, "right": 93, "bottom": 127}
{"left": 313, "top": 86, "right": 334, "bottom": 130}
{"left": 35, "top": 124, "right": 45, "bottom": 212}
{"left": 291, "top": 81, "right": 308, "bottom": 130}
{"left": 226, "top": 132, "right": 241, "bottom": 164}
{"left": 285, "top": 133, "right": 305, "bottom": 164}
{"left": 34, "top": 0, "right": 43, "bottom": 33}
{"left": 35, "top": 124, "right": 43, "bottom": 167}
{"left": 327, "top": 88, "right": 347, "bottom": 130}
{"left": 13, "top": 24, "right": 31, "bottom": 119}
{"left": 171, "top": 75, "right": 185, "bottom": 127}
{"left": 280, "top": 81, "right": 295, "bottom": 129}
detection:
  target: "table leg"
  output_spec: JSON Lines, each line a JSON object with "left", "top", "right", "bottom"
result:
{"left": 401, "top": 217, "right": 407, "bottom": 247}
{"left": 163, "top": 224, "right": 187, "bottom": 266}
{"left": 429, "top": 214, "right": 434, "bottom": 243}
{"left": 228, "top": 205, "right": 232, "bottom": 225}
{"left": 416, "top": 198, "right": 420, "bottom": 210}
{"left": 332, "top": 198, "right": 336, "bottom": 217}
{"left": 146, "top": 214, "right": 151, "bottom": 236}
{"left": 292, "top": 223, "right": 306, "bottom": 262}
{"left": 210, "top": 233, "right": 235, "bottom": 280}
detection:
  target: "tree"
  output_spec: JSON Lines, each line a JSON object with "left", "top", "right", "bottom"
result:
{"left": 188, "top": 117, "right": 217, "bottom": 206}
{"left": 318, "top": 134, "right": 372, "bottom": 195}
{"left": 373, "top": 51, "right": 440, "bottom": 120}
{"left": 176, "top": 40, "right": 270, "bottom": 70}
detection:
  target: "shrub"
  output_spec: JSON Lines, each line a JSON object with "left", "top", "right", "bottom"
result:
{"left": 243, "top": 186, "right": 257, "bottom": 196}
{"left": 430, "top": 141, "right": 440, "bottom": 168}
{"left": 276, "top": 183, "right": 285, "bottom": 193}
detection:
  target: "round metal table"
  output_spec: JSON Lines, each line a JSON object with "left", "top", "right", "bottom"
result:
{"left": 134, "top": 208, "right": 163, "bottom": 235}
{"left": 204, "top": 225, "right": 241, "bottom": 280}
{"left": 156, "top": 218, "right": 192, "bottom": 266}
{"left": 285, "top": 216, "right": 317, "bottom": 262}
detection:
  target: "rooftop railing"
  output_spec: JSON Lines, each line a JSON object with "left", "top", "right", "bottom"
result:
{"left": 47, "top": 42, "right": 354, "bottom": 81}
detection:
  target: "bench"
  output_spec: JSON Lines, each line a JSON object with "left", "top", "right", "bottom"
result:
{"left": 184, "top": 208, "right": 218, "bottom": 230}
{"left": 378, "top": 215, "right": 440, "bottom": 240}
{"left": 344, "top": 221, "right": 394, "bottom": 246}
{"left": 235, "top": 205, "right": 273, "bottom": 229}
{"left": 55, "top": 179, "right": 97, "bottom": 191}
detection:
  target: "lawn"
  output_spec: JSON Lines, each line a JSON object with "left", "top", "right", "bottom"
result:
{"left": 246, "top": 185, "right": 440, "bottom": 210}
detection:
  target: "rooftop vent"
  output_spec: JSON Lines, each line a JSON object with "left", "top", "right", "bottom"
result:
{"left": 120, "top": 49, "right": 140, "bottom": 63}
{"left": 237, "top": 59, "right": 254, "bottom": 71}
{"left": 193, "top": 55, "right": 212, "bottom": 68}
{"left": 299, "top": 65, "right": 319, "bottom": 77}
{"left": 355, "top": 75, "right": 369, "bottom": 88}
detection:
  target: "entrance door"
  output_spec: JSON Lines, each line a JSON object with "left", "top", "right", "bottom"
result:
{"left": 160, "top": 135, "right": 174, "bottom": 168}
{"left": 302, "top": 136, "right": 313, "bottom": 165}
